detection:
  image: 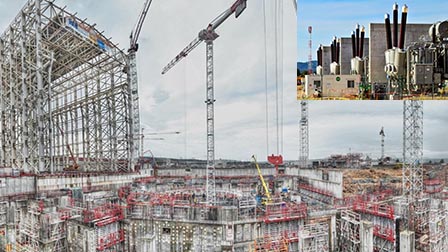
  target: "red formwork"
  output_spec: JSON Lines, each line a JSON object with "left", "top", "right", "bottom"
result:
{"left": 373, "top": 224, "right": 395, "bottom": 242}
{"left": 352, "top": 200, "right": 394, "bottom": 220}
{"left": 83, "top": 204, "right": 124, "bottom": 226}
{"left": 298, "top": 184, "right": 333, "bottom": 198}
{"left": 97, "top": 229, "right": 125, "bottom": 251}
{"left": 263, "top": 202, "right": 307, "bottom": 223}
{"left": 423, "top": 179, "right": 444, "bottom": 193}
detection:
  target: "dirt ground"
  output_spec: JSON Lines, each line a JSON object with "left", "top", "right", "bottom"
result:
{"left": 343, "top": 167, "right": 402, "bottom": 196}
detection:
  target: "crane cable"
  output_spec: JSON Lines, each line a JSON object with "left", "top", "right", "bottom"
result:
{"left": 278, "top": 0, "right": 284, "bottom": 155}
{"left": 263, "top": 0, "right": 285, "bottom": 157}
{"left": 274, "top": 0, "right": 280, "bottom": 155}
{"left": 182, "top": 58, "right": 188, "bottom": 159}
{"left": 263, "top": 0, "right": 269, "bottom": 157}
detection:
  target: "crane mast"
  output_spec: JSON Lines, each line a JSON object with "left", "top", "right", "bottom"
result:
{"left": 161, "top": 0, "right": 247, "bottom": 206}
{"left": 127, "top": 0, "right": 153, "bottom": 171}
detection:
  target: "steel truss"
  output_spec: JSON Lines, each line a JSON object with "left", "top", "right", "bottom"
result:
{"left": 402, "top": 100, "right": 423, "bottom": 200}
{"left": 402, "top": 100, "right": 423, "bottom": 233}
{"left": 0, "top": 0, "right": 136, "bottom": 173}
{"left": 299, "top": 101, "right": 309, "bottom": 168}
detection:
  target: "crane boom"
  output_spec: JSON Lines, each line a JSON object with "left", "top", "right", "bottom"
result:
{"left": 252, "top": 155, "right": 272, "bottom": 203}
{"left": 162, "top": 37, "right": 202, "bottom": 74}
{"left": 130, "top": 0, "right": 154, "bottom": 52}
{"left": 161, "top": 0, "right": 247, "bottom": 75}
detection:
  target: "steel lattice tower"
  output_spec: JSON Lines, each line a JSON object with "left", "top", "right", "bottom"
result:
{"left": 380, "top": 127, "right": 385, "bottom": 161}
{"left": 402, "top": 100, "right": 424, "bottom": 200}
{"left": 299, "top": 101, "right": 309, "bottom": 168}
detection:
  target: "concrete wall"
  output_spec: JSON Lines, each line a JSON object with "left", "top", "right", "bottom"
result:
{"left": 306, "top": 74, "right": 361, "bottom": 98}
{"left": 158, "top": 166, "right": 276, "bottom": 177}
{"left": 0, "top": 177, "right": 35, "bottom": 198}
{"left": 321, "top": 46, "right": 332, "bottom": 75}
{"left": 340, "top": 37, "right": 369, "bottom": 75}
{"left": 298, "top": 169, "right": 344, "bottom": 199}
{"left": 369, "top": 23, "right": 431, "bottom": 83}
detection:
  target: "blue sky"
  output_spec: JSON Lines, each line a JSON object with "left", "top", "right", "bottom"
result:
{"left": 297, "top": 0, "right": 448, "bottom": 62}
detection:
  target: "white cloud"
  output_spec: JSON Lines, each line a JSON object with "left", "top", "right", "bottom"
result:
{"left": 1, "top": 1, "right": 446, "bottom": 162}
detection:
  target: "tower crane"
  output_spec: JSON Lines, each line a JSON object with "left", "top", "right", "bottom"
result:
{"left": 161, "top": 0, "right": 247, "bottom": 206}
{"left": 126, "top": 0, "right": 154, "bottom": 171}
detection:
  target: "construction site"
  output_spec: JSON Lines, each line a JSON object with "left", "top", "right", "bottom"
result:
{"left": 298, "top": 3, "right": 448, "bottom": 100}
{"left": 1, "top": 0, "right": 447, "bottom": 252}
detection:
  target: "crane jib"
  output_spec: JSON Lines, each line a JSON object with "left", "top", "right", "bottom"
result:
{"left": 235, "top": 0, "right": 247, "bottom": 18}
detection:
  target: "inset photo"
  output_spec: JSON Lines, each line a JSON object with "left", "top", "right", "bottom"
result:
{"left": 297, "top": 1, "right": 448, "bottom": 100}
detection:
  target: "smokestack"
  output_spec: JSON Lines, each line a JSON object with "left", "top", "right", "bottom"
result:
{"left": 393, "top": 3, "right": 398, "bottom": 48}
{"left": 331, "top": 42, "right": 335, "bottom": 62}
{"left": 319, "top": 46, "right": 323, "bottom": 66}
{"left": 432, "top": 24, "right": 436, "bottom": 43}
{"left": 360, "top": 26, "right": 365, "bottom": 58}
{"left": 316, "top": 49, "right": 320, "bottom": 66}
{"left": 385, "top": 14, "right": 393, "bottom": 49}
{"left": 317, "top": 47, "right": 322, "bottom": 66}
{"left": 351, "top": 31, "right": 356, "bottom": 58}
{"left": 331, "top": 37, "right": 336, "bottom": 62}
{"left": 356, "top": 24, "right": 360, "bottom": 57}
{"left": 336, "top": 39, "right": 340, "bottom": 64}
{"left": 399, "top": 5, "right": 408, "bottom": 49}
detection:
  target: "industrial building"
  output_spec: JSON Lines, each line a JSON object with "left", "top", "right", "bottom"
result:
{"left": 302, "top": 4, "right": 448, "bottom": 100}
{"left": 0, "top": 1, "right": 447, "bottom": 252}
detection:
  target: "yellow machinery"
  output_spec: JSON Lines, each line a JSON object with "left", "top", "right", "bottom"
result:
{"left": 252, "top": 155, "right": 272, "bottom": 204}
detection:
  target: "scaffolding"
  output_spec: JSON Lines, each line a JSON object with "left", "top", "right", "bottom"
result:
{"left": 0, "top": 0, "right": 135, "bottom": 174}
{"left": 428, "top": 206, "right": 447, "bottom": 252}
{"left": 298, "top": 222, "right": 330, "bottom": 252}
{"left": 337, "top": 210, "right": 361, "bottom": 252}
{"left": 414, "top": 198, "right": 431, "bottom": 252}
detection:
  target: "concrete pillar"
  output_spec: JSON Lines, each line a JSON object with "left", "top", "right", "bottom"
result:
{"left": 400, "top": 230, "right": 415, "bottom": 252}
{"left": 330, "top": 215, "right": 336, "bottom": 252}
{"left": 360, "top": 221, "right": 373, "bottom": 252}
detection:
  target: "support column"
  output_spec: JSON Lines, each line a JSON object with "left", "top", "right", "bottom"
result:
{"left": 400, "top": 230, "right": 415, "bottom": 252}
{"left": 360, "top": 221, "right": 373, "bottom": 252}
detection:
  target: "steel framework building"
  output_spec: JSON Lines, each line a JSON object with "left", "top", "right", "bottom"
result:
{"left": 0, "top": 0, "right": 138, "bottom": 174}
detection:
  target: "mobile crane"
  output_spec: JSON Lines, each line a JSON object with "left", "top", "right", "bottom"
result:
{"left": 252, "top": 155, "right": 272, "bottom": 205}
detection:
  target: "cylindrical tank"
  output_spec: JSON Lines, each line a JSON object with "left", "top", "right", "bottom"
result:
{"left": 330, "top": 62, "right": 340, "bottom": 75}
{"left": 394, "top": 49, "right": 407, "bottom": 76}
{"left": 316, "top": 66, "right": 323, "bottom": 76}
{"left": 351, "top": 57, "right": 365, "bottom": 75}
{"left": 429, "top": 21, "right": 448, "bottom": 42}
{"left": 384, "top": 49, "right": 397, "bottom": 76}
{"left": 385, "top": 49, "right": 396, "bottom": 66}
